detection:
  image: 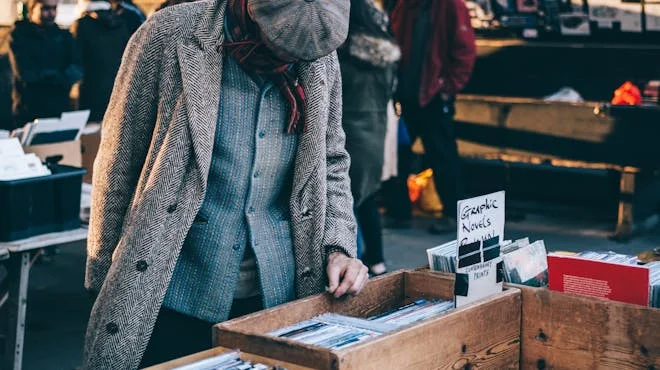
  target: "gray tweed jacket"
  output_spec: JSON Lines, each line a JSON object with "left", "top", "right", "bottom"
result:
{"left": 82, "top": 0, "right": 357, "bottom": 367}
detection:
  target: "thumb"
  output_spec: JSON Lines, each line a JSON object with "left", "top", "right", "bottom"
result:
{"left": 327, "top": 260, "right": 342, "bottom": 293}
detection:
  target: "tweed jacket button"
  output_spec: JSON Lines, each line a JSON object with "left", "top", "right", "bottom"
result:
{"left": 136, "top": 260, "right": 148, "bottom": 272}
{"left": 232, "top": 244, "right": 241, "bottom": 251}
{"left": 106, "top": 322, "right": 119, "bottom": 335}
{"left": 301, "top": 266, "right": 312, "bottom": 278}
{"left": 167, "top": 204, "right": 177, "bottom": 213}
{"left": 258, "top": 130, "right": 266, "bottom": 138}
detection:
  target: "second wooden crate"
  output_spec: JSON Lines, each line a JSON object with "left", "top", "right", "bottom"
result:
{"left": 214, "top": 270, "right": 521, "bottom": 370}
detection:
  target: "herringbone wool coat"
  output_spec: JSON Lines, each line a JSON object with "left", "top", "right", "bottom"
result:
{"left": 82, "top": 0, "right": 357, "bottom": 367}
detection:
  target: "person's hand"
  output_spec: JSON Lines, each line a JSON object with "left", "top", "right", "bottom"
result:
{"left": 326, "top": 252, "right": 369, "bottom": 298}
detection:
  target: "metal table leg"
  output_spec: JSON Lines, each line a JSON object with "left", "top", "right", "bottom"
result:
{"left": 5, "top": 252, "right": 31, "bottom": 370}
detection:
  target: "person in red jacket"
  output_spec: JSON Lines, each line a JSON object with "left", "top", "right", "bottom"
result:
{"left": 391, "top": 0, "right": 476, "bottom": 233}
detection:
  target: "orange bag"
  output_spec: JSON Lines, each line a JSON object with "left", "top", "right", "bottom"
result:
{"left": 611, "top": 81, "right": 642, "bottom": 106}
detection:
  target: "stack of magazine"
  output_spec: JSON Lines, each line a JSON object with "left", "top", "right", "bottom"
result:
{"left": 577, "top": 251, "right": 659, "bottom": 308}
{"left": 578, "top": 251, "right": 639, "bottom": 265}
{"left": 427, "top": 238, "right": 550, "bottom": 288}
{"left": 501, "top": 239, "right": 549, "bottom": 287}
{"left": 0, "top": 138, "right": 51, "bottom": 181}
{"left": 648, "top": 262, "right": 660, "bottom": 308}
{"left": 173, "top": 350, "right": 284, "bottom": 370}
{"left": 426, "top": 240, "right": 457, "bottom": 273}
{"left": 269, "top": 314, "right": 387, "bottom": 350}
{"left": 369, "top": 299, "right": 455, "bottom": 328}
{"left": 269, "top": 299, "right": 454, "bottom": 350}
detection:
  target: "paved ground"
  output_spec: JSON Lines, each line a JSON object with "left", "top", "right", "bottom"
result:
{"left": 20, "top": 211, "right": 660, "bottom": 370}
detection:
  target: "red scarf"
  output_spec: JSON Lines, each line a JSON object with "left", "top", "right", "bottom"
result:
{"left": 225, "top": 0, "right": 307, "bottom": 134}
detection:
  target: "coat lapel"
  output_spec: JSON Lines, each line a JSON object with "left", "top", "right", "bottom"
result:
{"left": 177, "top": 43, "right": 222, "bottom": 186}
{"left": 177, "top": 0, "right": 227, "bottom": 189}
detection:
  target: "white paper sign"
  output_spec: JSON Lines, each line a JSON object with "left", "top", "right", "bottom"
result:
{"left": 457, "top": 190, "right": 505, "bottom": 247}
{"left": 455, "top": 191, "right": 506, "bottom": 308}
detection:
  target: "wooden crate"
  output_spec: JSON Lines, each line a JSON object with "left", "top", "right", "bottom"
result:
{"left": 513, "top": 284, "right": 660, "bottom": 370}
{"left": 214, "top": 270, "right": 521, "bottom": 370}
{"left": 144, "top": 347, "right": 312, "bottom": 370}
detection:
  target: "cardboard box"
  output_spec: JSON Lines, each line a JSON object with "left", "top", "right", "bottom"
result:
{"left": 23, "top": 140, "right": 82, "bottom": 168}
{"left": 80, "top": 123, "right": 101, "bottom": 184}
{"left": 513, "top": 284, "right": 660, "bottom": 369}
{"left": 214, "top": 270, "right": 521, "bottom": 370}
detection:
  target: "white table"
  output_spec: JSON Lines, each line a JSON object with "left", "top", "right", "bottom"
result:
{"left": 0, "top": 228, "right": 88, "bottom": 370}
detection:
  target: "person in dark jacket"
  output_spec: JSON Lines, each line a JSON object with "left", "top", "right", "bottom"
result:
{"left": 156, "top": 0, "right": 198, "bottom": 11}
{"left": 110, "top": 0, "right": 144, "bottom": 35}
{"left": 339, "top": 0, "right": 400, "bottom": 276}
{"left": 8, "top": 0, "right": 82, "bottom": 128}
{"left": 71, "top": 0, "right": 132, "bottom": 123}
{"left": 391, "top": 0, "right": 477, "bottom": 233}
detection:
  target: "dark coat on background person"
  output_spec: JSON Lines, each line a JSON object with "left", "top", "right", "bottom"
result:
{"left": 71, "top": 3, "right": 132, "bottom": 122}
{"left": 339, "top": 0, "right": 399, "bottom": 205}
{"left": 116, "top": 2, "right": 144, "bottom": 35}
{"left": 8, "top": 20, "right": 82, "bottom": 127}
{"left": 82, "top": 0, "right": 356, "bottom": 367}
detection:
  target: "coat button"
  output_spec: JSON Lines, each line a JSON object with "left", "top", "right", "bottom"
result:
{"left": 106, "top": 322, "right": 119, "bottom": 335}
{"left": 232, "top": 244, "right": 241, "bottom": 251}
{"left": 258, "top": 131, "right": 266, "bottom": 138}
{"left": 301, "top": 267, "right": 312, "bottom": 278}
{"left": 167, "top": 204, "right": 177, "bottom": 213}
{"left": 136, "top": 260, "right": 148, "bottom": 272}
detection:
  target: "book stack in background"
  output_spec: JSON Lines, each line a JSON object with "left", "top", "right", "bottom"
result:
{"left": 548, "top": 251, "right": 659, "bottom": 307}
{"left": 501, "top": 239, "right": 549, "bottom": 287}
{"left": 0, "top": 138, "right": 51, "bottom": 181}
{"left": 427, "top": 237, "right": 550, "bottom": 288}
{"left": 172, "top": 351, "right": 283, "bottom": 370}
{"left": 649, "top": 262, "right": 660, "bottom": 308}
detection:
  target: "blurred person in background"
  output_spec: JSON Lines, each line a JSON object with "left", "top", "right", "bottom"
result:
{"left": 391, "top": 0, "right": 476, "bottom": 234}
{"left": 9, "top": 0, "right": 82, "bottom": 128}
{"left": 109, "top": 0, "right": 144, "bottom": 35}
{"left": 339, "top": 0, "right": 400, "bottom": 276}
{"left": 156, "top": 0, "right": 198, "bottom": 11}
{"left": 71, "top": 0, "right": 132, "bottom": 123}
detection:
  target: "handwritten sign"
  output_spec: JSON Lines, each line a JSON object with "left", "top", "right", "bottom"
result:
{"left": 455, "top": 191, "right": 506, "bottom": 307}
{"left": 457, "top": 191, "right": 505, "bottom": 246}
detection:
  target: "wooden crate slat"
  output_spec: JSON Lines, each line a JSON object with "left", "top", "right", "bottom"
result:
{"left": 338, "top": 289, "right": 521, "bottom": 370}
{"left": 517, "top": 285, "right": 660, "bottom": 369}
{"left": 403, "top": 270, "right": 455, "bottom": 302}
{"left": 215, "top": 271, "right": 521, "bottom": 369}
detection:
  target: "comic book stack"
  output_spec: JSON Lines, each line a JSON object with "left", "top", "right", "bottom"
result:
{"left": 268, "top": 299, "right": 455, "bottom": 350}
